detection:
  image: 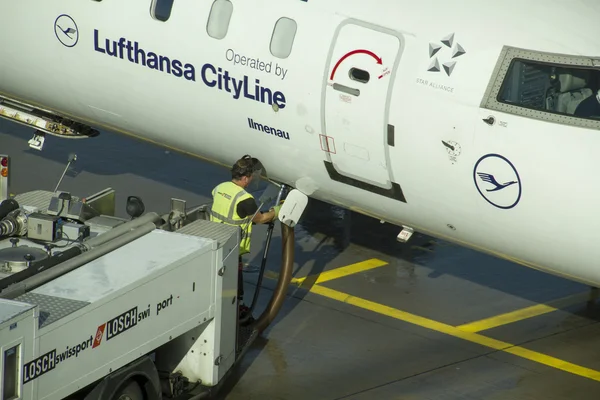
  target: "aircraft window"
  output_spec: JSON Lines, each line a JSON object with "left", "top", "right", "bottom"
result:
{"left": 270, "top": 17, "right": 297, "bottom": 59}
{"left": 349, "top": 68, "right": 370, "bottom": 84}
{"left": 151, "top": 0, "right": 174, "bottom": 22}
{"left": 481, "top": 46, "right": 600, "bottom": 130}
{"left": 207, "top": 0, "right": 233, "bottom": 40}
{"left": 498, "top": 60, "right": 600, "bottom": 118}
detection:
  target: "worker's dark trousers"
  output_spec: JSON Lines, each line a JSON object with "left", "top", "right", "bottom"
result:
{"left": 238, "top": 255, "right": 244, "bottom": 301}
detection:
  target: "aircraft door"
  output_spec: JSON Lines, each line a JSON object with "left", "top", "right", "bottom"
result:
{"left": 321, "top": 20, "right": 406, "bottom": 202}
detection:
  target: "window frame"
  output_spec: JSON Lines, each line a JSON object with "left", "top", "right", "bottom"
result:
{"left": 269, "top": 17, "right": 298, "bottom": 59}
{"left": 150, "top": 0, "right": 174, "bottom": 22}
{"left": 480, "top": 45, "right": 600, "bottom": 130}
{"left": 206, "top": 0, "right": 234, "bottom": 40}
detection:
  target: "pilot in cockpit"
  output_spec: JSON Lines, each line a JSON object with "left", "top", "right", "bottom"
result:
{"left": 574, "top": 89, "right": 600, "bottom": 119}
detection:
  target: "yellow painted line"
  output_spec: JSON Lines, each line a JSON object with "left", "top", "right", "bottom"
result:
{"left": 263, "top": 270, "right": 302, "bottom": 285}
{"left": 457, "top": 292, "right": 592, "bottom": 333}
{"left": 294, "top": 258, "right": 388, "bottom": 285}
{"left": 264, "top": 270, "right": 284, "bottom": 281}
{"left": 262, "top": 264, "right": 600, "bottom": 381}
{"left": 262, "top": 258, "right": 388, "bottom": 286}
{"left": 310, "top": 284, "right": 600, "bottom": 382}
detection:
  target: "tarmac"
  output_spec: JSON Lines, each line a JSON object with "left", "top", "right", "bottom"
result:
{"left": 2, "top": 120, "right": 600, "bottom": 400}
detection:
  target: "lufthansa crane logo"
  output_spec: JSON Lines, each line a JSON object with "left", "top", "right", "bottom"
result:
{"left": 54, "top": 14, "right": 79, "bottom": 48}
{"left": 473, "top": 154, "right": 521, "bottom": 209}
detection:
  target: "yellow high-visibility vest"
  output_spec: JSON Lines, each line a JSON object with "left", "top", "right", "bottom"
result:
{"left": 209, "top": 181, "right": 254, "bottom": 254}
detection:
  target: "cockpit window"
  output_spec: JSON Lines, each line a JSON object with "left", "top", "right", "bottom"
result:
{"left": 481, "top": 46, "right": 600, "bottom": 130}
{"left": 499, "top": 60, "right": 600, "bottom": 118}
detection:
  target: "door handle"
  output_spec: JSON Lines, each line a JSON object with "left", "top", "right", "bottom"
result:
{"left": 332, "top": 83, "right": 360, "bottom": 97}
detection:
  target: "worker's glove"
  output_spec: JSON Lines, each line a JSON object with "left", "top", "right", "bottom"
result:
{"left": 271, "top": 204, "right": 282, "bottom": 218}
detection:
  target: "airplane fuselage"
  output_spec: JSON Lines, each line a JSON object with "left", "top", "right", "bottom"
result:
{"left": 2, "top": 0, "right": 600, "bottom": 286}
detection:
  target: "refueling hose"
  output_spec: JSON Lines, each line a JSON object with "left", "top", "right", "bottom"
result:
{"left": 253, "top": 221, "right": 294, "bottom": 333}
{"left": 238, "top": 219, "right": 276, "bottom": 325}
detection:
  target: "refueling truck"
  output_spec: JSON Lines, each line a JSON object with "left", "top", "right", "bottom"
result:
{"left": 0, "top": 153, "right": 306, "bottom": 400}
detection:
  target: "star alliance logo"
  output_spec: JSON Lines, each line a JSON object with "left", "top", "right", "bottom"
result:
{"left": 428, "top": 33, "right": 466, "bottom": 76}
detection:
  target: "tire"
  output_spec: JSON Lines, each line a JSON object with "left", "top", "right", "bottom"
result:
{"left": 113, "top": 380, "right": 144, "bottom": 400}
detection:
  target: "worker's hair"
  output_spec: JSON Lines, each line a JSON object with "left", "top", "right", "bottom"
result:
{"left": 231, "top": 155, "right": 259, "bottom": 180}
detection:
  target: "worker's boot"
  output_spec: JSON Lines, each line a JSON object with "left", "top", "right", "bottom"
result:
{"left": 238, "top": 303, "right": 254, "bottom": 326}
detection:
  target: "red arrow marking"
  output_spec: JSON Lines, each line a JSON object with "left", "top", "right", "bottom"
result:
{"left": 330, "top": 49, "right": 383, "bottom": 80}
{"left": 378, "top": 68, "right": 391, "bottom": 79}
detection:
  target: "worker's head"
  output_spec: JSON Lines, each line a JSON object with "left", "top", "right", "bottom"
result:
{"left": 231, "top": 155, "right": 262, "bottom": 188}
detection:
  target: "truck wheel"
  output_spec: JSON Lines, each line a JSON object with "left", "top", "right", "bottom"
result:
{"left": 113, "top": 380, "right": 144, "bottom": 400}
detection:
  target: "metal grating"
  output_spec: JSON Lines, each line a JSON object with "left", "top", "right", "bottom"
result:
{"left": 13, "top": 190, "right": 80, "bottom": 213}
{"left": 15, "top": 292, "right": 89, "bottom": 329}
{"left": 177, "top": 219, "right": 238, "bottom": 249}
{"left": 237, "top": 324, "right": 257, "bottom": 357}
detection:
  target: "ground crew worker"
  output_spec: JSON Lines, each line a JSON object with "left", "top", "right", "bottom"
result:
{"left": 209, "top": 155, "right": 282, "bottom": 320}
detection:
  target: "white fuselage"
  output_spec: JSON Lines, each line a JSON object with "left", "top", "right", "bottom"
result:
{"left": 1, "top": 0, "right": 600, "bottom": 286}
